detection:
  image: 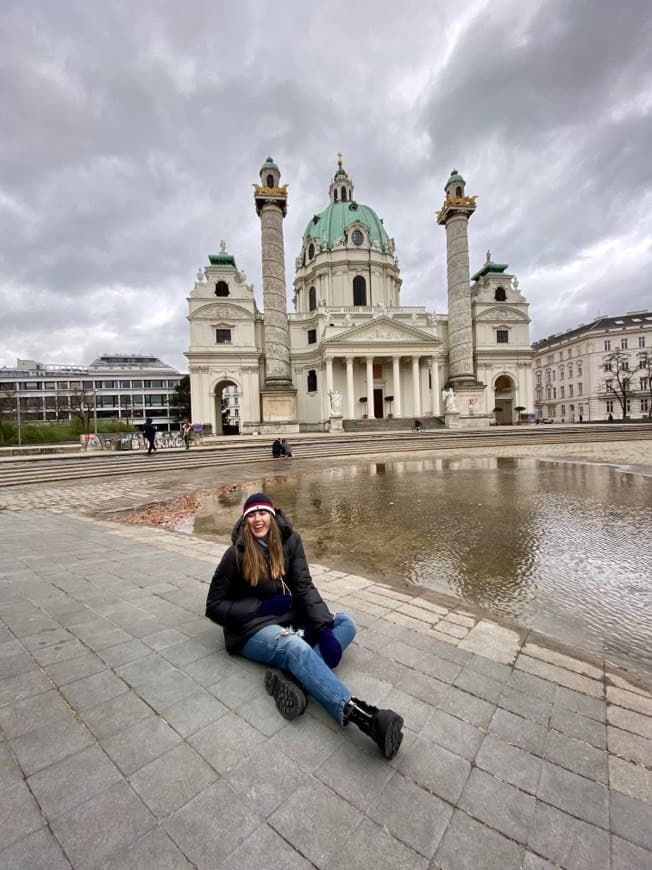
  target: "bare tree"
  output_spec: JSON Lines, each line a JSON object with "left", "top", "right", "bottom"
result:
{"left": 601, "top": 349, "right": 632, "bottom": 420}
{"left": 69, "top": 385, "right": 95, "bottom": 435}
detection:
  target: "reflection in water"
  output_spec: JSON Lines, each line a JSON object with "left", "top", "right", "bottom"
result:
{"left": 193, "top": 457, "right": 652, "bottom": 675}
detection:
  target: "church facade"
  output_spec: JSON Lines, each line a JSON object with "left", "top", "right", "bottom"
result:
{"left": 186, "top": 157, "right": 533, "bottom": 434}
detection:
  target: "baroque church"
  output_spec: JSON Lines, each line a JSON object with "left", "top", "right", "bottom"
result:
{"left": 186, "top": 157, "right": 533, "bottom": 434}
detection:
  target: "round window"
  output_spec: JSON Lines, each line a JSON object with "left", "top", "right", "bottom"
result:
{"left": 352, "top": 229, "right": 364, "bottom": 247}
{"left": 308, "top": 243, "right": 315, "bottom": 260}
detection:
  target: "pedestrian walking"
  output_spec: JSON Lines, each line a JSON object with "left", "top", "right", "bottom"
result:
{"left": 205, "top": 493, "right": 404, "bottom": 758}
{"left": 143, "top": 417, "right": 157, "bottom": 455}
{"left": 182, "top": 420, "right": 193, "bottom": 450}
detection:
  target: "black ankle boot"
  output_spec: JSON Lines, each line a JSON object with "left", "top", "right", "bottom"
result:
{"left": 264, "top": 669, "right": 307, "bottom": 720}
{"left": 343, "top": 697, "right": 404, "bottom": 759}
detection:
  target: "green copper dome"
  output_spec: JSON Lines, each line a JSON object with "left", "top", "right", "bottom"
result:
{"left": 446, "top": 168, "right": 465, "bottom": 185}
{"left": 303, "top": 201, "right": 390, "bottom": 250}
{"left": 260, "top": 156, "right": 279, "bottom": 172}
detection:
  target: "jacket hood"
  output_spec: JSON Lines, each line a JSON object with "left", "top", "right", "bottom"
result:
{"left": 231, "top": 507, "right": 294, "bottom": 545}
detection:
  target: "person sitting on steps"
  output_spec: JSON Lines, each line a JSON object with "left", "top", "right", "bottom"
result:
{"left": 205, "top": 492, "right": 404, "bottom": 759}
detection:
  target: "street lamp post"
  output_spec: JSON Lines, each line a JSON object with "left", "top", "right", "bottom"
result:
{"left": 16, "top": 382, "right": 22, "bottom": 447}
{"left": 93, "top": 388, "right": 98, "bottom": 436}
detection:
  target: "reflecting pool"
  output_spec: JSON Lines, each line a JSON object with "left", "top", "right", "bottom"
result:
{"left": 193, "top": 456, "right": 652, "bottom": 675}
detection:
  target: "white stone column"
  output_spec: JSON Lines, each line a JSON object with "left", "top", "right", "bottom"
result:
{"left": 346, "top": 356, "right": 354, "bottom": 419}
{"left": 431, "top": 355, "right": 441, "bottom": 415}
{"left": 412, "top": 356, "right": 421, "bottom": 417}
{"left": 366, "top": 357, "right": 374, "bottom": 414}
{"left": 325, "top": 356, "right": 334, "bottom": 419}
{"left": 392, "top": 356, "right": 401, "bottom": 417}
{"left": 258, "top": 202, "right": 292, "bottom": 385}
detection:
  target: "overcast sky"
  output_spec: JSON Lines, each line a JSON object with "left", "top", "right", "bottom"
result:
{"left": 2, "top": 0, "right": 651, "bottom": 374}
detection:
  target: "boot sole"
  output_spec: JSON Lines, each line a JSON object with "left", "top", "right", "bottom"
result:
{"left": 382, "top": 715, "right": 404, "bottom": 759}
{"left": 264, "top": 669, "right": 307, "bottom": 721}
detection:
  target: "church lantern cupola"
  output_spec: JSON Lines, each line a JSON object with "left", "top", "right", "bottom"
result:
{"left": 260, "top": 156, "right": 281, "bottom": 190}
{"left": 328, "top": 153, "right": 354, "bottom": 204}
{"left": 444, "top": 168, "right": 466, "bottom": 200}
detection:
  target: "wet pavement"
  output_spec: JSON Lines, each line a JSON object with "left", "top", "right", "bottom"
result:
{"left": 1, "top": 470, "right": 652, "bottom": 867}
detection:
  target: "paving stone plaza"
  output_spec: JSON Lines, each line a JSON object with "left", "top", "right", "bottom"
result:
{"left": 1, "top": 468, "right": 651, "bottom": 868}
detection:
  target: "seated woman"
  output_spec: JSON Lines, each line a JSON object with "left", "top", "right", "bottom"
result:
{"left": 205, "top": 493, "right": 404, "bottom": 759}
{"left": 272, "top": 438, "right": 282, "bottom": 458}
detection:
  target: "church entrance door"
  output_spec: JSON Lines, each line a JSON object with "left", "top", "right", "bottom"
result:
{"left": 373, "top": 389, "right": 384, "bottom": 419}
{"left": 213, "top": 380, "right": 240, "bottom": 436}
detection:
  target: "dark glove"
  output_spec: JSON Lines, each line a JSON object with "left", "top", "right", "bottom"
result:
{"left": 319, "top": 628, "right": 342, "bottom": 668}
{"left": 259, "top": 594, "right": 292, "bottom": 616}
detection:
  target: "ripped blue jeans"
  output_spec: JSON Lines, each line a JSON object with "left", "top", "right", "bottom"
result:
{"left": 240, "top": 612, "right": 356, "bottom": 724}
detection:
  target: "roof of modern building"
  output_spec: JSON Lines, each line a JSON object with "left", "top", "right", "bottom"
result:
{"left": 532, "top": 311, "right": 652, "bottom": 350}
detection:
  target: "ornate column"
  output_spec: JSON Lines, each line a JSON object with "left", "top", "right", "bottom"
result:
{"left": 392, "top": 356, "right": 401, "bottom": 417}
{"left": 254, "top": 157, "right": 297, "bottom": 427}
{"left": 431, "top": 355, "right": 441, "bottom": 415}
{"left": 412, "top": 356, "right": 421, "bottom": 417}
{"left": 436, "top": 169, "right": 477, "bottom": 386}
{"left": 346, "top": 356, "right": 354, "bottom": 419}
{"left": 366, "top": 357, "right": 374, "bottom": 413}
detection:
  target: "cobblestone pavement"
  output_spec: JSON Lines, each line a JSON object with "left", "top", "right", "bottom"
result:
{"left": 1, "top": 506, "right": 651, "bottom": 869}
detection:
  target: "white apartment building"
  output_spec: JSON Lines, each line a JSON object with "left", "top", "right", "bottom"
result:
{"left": 0, "top": 354, "right": 184, "bottom": 432}
{"left": 531, "top": 312, "right": 652, "bottom": 421}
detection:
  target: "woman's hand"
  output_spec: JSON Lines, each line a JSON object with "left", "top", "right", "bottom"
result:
{"left": 319, "top": 627, "right": 342, "bottom": 668}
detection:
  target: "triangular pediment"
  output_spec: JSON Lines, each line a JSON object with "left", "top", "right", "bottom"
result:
{"left": 326, "top": 315, "right": 441, "bottom": 345}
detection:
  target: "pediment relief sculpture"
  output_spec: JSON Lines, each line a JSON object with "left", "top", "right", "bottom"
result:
{"left": 195, "top": 303, "right": 252, "bottom": 320}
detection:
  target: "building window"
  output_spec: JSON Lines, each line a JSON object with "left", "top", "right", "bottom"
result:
{"left": 641, "top": 377, "right": 649, "bottom": 391}
{"left": 266, "top": 174, "right": 274, "bottom": 187}
{"left": 577, "top": 363, "right": 583, "bottom": 376}
{"left": 568, "top": 364, "right": 573, "bottom": 378}
{"left": 496, "top": 329, "right": 509, "bottom": 343}
{"left": 308, "top": 243, "right": 315, "bottom": 260}
{"left": 494, "top": 287, "right": 506, "bottom": 301}
{"left": 606, "top": 379, "right": 613, "bottom": 391}
{"left": 639, "top": 336, "right": 646, "bottom": 348}
{"left": 621, "top": 360, "right": 629, "bottom": 371}
{"left": 568, "top": 384, "right": 574, "bottom": 397}
{"left": 604, "top": 340, "right": 611, "bottom": 351}
{"left": 309, "top": 286, "right": 316, "bottom": 311}
{"left": 604, "top": 361, "right": 612, "bottom": 371}
{"left": 578, "top": 382, "right": 583, "bottom": 394}
{"left": 216, "top": 328, "right": 232, "bottom": 344}
{"left": 552, "top": 370, "right": 556, "bottom": 381}
{"left": 561, "top": 405, "right": 566, "bottom": 417}
{"left": 606, "top": 400, "right": 614, "bottom": 413}
{"left": 621, "top": 338, "right": 628, "bottom": 350}
{"left": 536, "top": 372, "right": 542, "bottom": 385}
{"left": 351, "top": 229, "right": 364, "bottom": 247}
{"left": 307, "top": 329, "right": 317, "bottom": 344}
{"left": 559, "top": 366, "right": 565, "bottom": 380}
{"left": 560, "top": 386, "right": 565, "bottom": 399}
{"left": 642, "top": 398, "right": 649, "bottom": 413}
{"left": 307, "top": 370, "right": 317, "bottom": 392}
{"left": 341, "top": 187, "right": 347, "bottom": 202}
{"left": 456, "top": 185, "right": 462, "bottom": 197}
{"left": 215, "top": 281, "right": 229, "bottom": 297}
{"left": 353, "top": 275, "right": 367, "bottom": 306}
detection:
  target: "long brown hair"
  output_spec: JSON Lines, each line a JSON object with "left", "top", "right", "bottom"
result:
{"left": 240, "top": 515, "right": 285, "bottom": 585}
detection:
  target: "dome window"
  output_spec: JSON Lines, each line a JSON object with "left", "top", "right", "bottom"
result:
{"left": 353, "top": 275, "right": 367, "bottom": 306}
{"left": 333, "top": 189, "right": 338, "bottom": 202}
{"left": 266, "top": 174, "right": 274, "bottom": 187}
{"left": 215, "top": 281, "right": 229, "bottom": 297}
{"left": 348, "top": 202, "right": 358, "bottom": 211}
{"left": 495, "top": 287, "right": 506, "bottom": 301}
{"left": 341, "top": 187, "right": 347, "bottom": 202}
{"left": 309, "top": 286, "right": 317, "bottom": 311}
{"left": 351, "top": 229, "right": 364, "bottom": 247}
{"left": 308, "top": 243, "right": 315, "bottom": 260}
{"left": 456, "top": 186, "right": 462, "bottom": 197}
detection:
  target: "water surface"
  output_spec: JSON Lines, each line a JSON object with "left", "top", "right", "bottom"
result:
{"left": 193, "top": 456, "right": 652, "bottom": 675}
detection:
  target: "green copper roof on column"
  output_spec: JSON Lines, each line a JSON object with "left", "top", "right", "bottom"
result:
{"left": 260, "top": 156, "right": 279, "bottom": 171}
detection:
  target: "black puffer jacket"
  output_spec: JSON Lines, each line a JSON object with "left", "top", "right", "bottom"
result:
{"left": 205, "top": 509, "right": 333, "bottom": 653}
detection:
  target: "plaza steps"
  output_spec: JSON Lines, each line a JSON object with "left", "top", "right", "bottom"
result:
{"left": 343, "top": 416, "right": 446, "bottom": 431}
{"left": 0, "top": 424, "right": 650, "bottom": 489}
